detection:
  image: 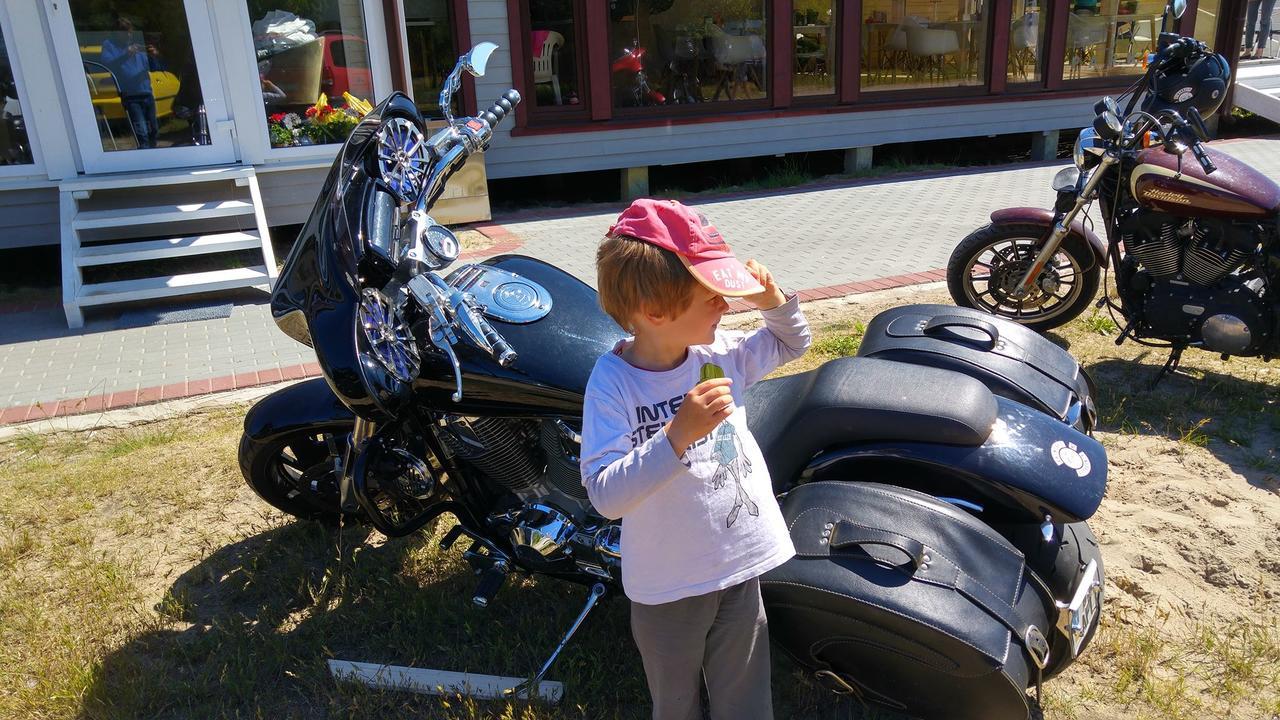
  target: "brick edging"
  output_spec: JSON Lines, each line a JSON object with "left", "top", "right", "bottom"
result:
{"left": 0, "top": 269, "right": 946, "bottom": 426}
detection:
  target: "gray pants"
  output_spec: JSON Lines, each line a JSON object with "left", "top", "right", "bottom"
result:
{"left": 629, "top": 577, "right": 774, "bottom": 720}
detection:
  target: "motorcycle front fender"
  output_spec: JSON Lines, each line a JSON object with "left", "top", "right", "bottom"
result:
{"left": 802, "top": 396, "right": 1106, "bottom": 524}
{"left": 990, "top": 207, "right": 1107, "bottom": 271}
{"left": 241, "top": 377, "right": 355, "bottom": 446}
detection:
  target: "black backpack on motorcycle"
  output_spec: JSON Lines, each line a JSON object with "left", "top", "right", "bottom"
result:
{"left": 857, "top": 304, "right": 1097, "bottom": 433}
{"left": 760, "top": 481, "right": 1056, "bottom": 720}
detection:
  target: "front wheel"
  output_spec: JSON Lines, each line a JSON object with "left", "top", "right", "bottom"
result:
{"left": 947, "top": 223, "right": 1100, "bottom": 332}
{"left": 239, "top": 422, "right": 356, "bottom": 524}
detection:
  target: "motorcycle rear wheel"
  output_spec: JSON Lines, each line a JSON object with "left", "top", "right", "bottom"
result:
{"left": 947, "top": 223, "right": 1100, "bottom": 332}
{"left": 239, "top": 422, "right": 355, "bottom": 524}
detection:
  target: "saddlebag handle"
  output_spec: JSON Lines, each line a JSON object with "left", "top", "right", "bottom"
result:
{"left": 829, "top": 522, "right": 926, "bottom": 571}
{"left": 922, "top": 315, "right": 1000, "bottom": 349}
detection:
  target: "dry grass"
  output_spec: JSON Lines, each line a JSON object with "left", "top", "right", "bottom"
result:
{"left": 1, "top": 286, "right": 1278, "bottom": 719}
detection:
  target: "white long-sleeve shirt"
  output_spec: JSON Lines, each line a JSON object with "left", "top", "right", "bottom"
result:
{"left": 579, "top": 296, "right": 811, "bottom": 604}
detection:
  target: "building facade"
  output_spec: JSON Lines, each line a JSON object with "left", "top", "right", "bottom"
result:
{"left": 0, "top": 0, "right": 1250, "bottom": 249}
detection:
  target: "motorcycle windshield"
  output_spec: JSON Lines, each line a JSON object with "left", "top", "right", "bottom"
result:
{"left": 270, "top": 93, "right": 426, "bottom": 420}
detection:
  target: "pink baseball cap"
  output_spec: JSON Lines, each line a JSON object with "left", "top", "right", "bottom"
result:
{"left": 608, "top": 199, "right": 765, "bottom": 297}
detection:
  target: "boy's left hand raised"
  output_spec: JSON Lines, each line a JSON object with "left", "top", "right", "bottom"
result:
{"left": 743, "top": 259, "right": 786, "bottom": 310}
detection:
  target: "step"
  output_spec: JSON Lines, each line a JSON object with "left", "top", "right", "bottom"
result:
{"left": 60, "top": 165, "right": 255, "bottom": 193}
{"left": 77, "top": 266, "right": 271, "bottom": 306}
{"left": 72, "top": 200, "right": 256, "bottom": 230}
{"left": 77, "top": 231, "right": 263, "bottom": 266}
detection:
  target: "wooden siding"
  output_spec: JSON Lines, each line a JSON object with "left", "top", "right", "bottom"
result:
{"left": 0, "top": 188, "right": 59, "bottom": 249}
{"left": 467, "top": 0, "right": 1096, "bottom": 179}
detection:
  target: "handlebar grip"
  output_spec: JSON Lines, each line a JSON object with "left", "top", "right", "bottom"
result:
{"left": 479, "top": 90, "right": 522, "bottom": 130}
{"left": 475, "top": 312, "right": 517, "bottom": 366}
{"left": 1191, "top": 142, "right": 1216, "bottom": 174}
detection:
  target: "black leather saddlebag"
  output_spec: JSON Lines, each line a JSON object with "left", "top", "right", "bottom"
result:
{"left": 856, "top": 304, "right": 1096, "bottom": 433}
{"left": 761, "top": 482, "right": 1055, "bottom": 720}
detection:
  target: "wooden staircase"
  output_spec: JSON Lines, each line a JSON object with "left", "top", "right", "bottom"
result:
{"left": 59, "top": 166, "right": 277, "bottom": 328}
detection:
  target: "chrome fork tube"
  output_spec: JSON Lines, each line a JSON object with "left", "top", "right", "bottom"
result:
{"left": 338, "top": 417, "right": 377, "bottom": 513}
{"left": 1013, "top": 153, "right": 1119, "bottom": 298}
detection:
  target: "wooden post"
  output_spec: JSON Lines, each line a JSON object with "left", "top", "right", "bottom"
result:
{"left": 844, "top": 146, "right": 873, "bottom": 173}
{"left": 1031, "top": 130, "right": 1060, "bottom": 161}
{"left": 621, "top": 166, "right": 650, "bottom": 200}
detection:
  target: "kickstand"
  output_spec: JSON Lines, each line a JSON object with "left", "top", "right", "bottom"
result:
{"left": 1149, "top": 345, "right": 1185, "bottom": 389}
{"left": 507, "top": 583, "right": 607, "bottom": 700}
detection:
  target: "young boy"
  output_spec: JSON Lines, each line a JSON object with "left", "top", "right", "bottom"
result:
{"left": 580, "top": 198, "right": 811, "bottom": 720}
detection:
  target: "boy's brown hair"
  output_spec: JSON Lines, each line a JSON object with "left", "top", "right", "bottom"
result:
{"left": 596, "top": 234, "right": 696, "bottom": 333}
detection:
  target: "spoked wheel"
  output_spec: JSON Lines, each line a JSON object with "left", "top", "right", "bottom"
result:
{"left": 947, "top": 224, "right": 1100, "bottom": 332}
{"left": 239, "top": 422, "right": 356, "bottom": 524}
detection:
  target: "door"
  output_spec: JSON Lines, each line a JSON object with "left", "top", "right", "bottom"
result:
{"left": 46, "top": 0, "right": 237, "bottom": 173}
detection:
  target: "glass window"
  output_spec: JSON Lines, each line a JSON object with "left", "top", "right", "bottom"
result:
{"left": 531, "top": 0, "right": 583, "bottom": 107}
{"left": 794, "top": 0, "right": 835, "bottom": 97}
{"left": 404, "top": 0, "right": 457, "bottom": 118}
{"left": 1194, "top": 0, "right": 1220, "bottom": 51}
{"left": 1008, "top": 0, "right": 1045, "bottom": 83}
{"left": 861, "top": 0, "right": 988, "bottom": 92}
{"left": 1064, "top": 0, "right": 1163, "bottom": 79}
{"left": 245, "top": 1, "right": 374, "bottom": 147}
{"left": 608, "top": 0, "right": 768, "bottom": 110}
{"left": 0, "top": 20, "right": 33, "bottom": 165}
{"left": 69, "top": 1, "right": 209, "bottom": 152}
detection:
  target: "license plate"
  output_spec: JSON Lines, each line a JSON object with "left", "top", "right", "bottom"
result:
{"left": 1056, "top": 559, "right": 1103, "bottom": 657}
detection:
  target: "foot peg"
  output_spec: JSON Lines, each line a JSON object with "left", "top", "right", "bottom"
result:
{"left": 472, "top": 561, "right": 509, "bottom": 608}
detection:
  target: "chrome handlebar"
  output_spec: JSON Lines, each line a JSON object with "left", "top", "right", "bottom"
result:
{"left": 396, "top": 86, "right": 523, "bottom": 401}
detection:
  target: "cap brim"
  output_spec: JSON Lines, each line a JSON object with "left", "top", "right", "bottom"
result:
{"left": 680, "top": 256, "right": 766, "bottom": 297}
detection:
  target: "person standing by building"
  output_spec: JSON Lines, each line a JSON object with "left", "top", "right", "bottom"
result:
{"left": 1243, "top": 0, "right": 1276, "bottom": 58}
{"left": 100, "top": 14, "right": 164, "bottom": 148}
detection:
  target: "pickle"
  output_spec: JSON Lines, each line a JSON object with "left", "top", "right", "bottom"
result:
{"left": 699, "top": 363, "right": 726, "bottom": 383}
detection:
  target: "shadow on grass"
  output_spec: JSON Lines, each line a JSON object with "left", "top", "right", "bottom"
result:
{"left": 1070, "top": 352, "right": 1280, "bottom": 493}
{"left": 74, "top": 517, "right": 641, "bottom": 719}
{"left": 73, "top": 511, "right": 914, "bottom": 719}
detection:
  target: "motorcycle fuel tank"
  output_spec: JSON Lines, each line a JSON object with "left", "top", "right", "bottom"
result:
{"left": 411, "top": 255, "right": 628, "bottom": 416}
{"left": 1130, "top": 146, "right": 1280, "bottom": 220}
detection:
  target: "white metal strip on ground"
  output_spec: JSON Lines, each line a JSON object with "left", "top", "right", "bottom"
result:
{"left": 327, "top": 659, "right": 564, "bottom": 703}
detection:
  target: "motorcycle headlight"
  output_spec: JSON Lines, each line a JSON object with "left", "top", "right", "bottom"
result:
{"left": 1073, "top": 127, "right": 1105, "bottom": 171}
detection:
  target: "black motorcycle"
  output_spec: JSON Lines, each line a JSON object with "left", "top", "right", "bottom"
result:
{"left": 241, "top": 43, "right": 1107, "bottom": 718}
{"left": 947, "top": 0, "right": 1278, "bottom": 383}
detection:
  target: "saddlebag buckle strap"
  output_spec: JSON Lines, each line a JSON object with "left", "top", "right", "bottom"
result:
{"left": 1024, "top": 626, "right": 1051, "bottom": 670}
{"left": 829, "top": 522, "right": 927, "bottom": 571}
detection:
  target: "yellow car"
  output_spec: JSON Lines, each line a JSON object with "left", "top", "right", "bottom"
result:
{"left": 80, "top": 44, "right": 181, "bottom": 121}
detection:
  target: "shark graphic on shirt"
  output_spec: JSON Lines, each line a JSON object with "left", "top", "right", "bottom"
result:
{"left": 709, "top": 422, "right": 759, "bottom": 528}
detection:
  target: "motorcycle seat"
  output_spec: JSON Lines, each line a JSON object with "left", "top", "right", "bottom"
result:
{"left": 744, "top": 357, "right": 997, "bottom": 486}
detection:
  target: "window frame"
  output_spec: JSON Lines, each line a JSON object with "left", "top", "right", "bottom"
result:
{"left": 515, "top": 0, "right": 595, "bottom": 123}
{"left": 0, "top": 0, "right": 47, "bottom": 179}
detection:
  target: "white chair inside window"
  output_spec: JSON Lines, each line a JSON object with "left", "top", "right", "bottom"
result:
{"left": 906, "top": 24, "right": 960, "bottom": 82}
{"left": 531, "top": 30, "right": 564, "bottom": 105}
{"left": 1010, "top": 13, "right": 1038, "bottom": 80}
{"left": 1067, "top": 12, "right": 1109, "bottom": 77}
{"left": 878, "top": 16, "right": 920, "bottom": 83}
{"left": 1121, "top": 17, "right": 1154, "bottom": 65}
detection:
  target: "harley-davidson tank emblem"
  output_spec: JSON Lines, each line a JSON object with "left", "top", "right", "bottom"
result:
{"left": 1142, "top": 188, "right": 1193, "bottom": 205}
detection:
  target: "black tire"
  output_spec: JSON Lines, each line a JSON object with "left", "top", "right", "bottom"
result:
{"left": 1016, "top": 521, "right": 1103, "bottom": 679}
{"left": 947, "top": 223, "right": 1100, "bottom": 333}
{"left": 238, "top": 422, "right": 356, "bottom": 524}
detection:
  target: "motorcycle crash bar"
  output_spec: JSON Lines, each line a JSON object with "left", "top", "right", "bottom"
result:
{"left": 327, "top": 659, "right": 564, "bottom": 702}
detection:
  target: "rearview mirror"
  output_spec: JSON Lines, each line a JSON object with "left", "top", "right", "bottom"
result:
{"left": 1171, "top": 0, "right": 1186, "bottom": 18}
{"left": 463, "top": 42, "right": 499, "bottom": 78}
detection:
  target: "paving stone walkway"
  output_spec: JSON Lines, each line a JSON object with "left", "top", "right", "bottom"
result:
{"left": 2, "top": 136, "right": 1277, "bottom": 424}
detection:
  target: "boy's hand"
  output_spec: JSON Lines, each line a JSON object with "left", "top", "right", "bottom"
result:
{"left": 667, "top": 377, "right": 734, "bottom": 457}
{"left": 743, "top": 259, "right": 786, "bottom": 310}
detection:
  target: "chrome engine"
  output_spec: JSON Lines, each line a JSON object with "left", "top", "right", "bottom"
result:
{"left": 438, "top": 415, "right": 621, "bottom": 579}
{"left": 1119, "top": 212, "right": 1273, "bottom": 355}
